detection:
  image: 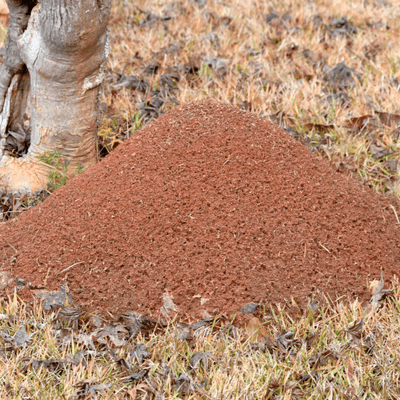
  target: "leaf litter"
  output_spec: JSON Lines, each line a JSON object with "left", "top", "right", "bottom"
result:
{"left": 73, "top": 381, "right": 112, "bottom": 400}
{"left": 324, "top": 60, "right": 362, "bottom": 90}
{"left": 188, "top": 351, "right": 215, "bottom": 371}
{"left": 326, "top": 16, "right": 358, "bottom": 38}
{"left": 0, "top": 276, "right": 395, "bottom": 398}
{"left": 12, "top": 325, "right": 30, "bottom": 348}
{"left": 36, "top": 285, "right": 74, "bottom": 311}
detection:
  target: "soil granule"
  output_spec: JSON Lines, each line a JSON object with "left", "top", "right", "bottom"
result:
{"left": 1, "top": 100, "right": 399, "bottom": 320}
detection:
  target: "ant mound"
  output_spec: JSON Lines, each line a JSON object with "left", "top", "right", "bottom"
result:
{"left": 1, "top": 100, "right": 399, "bottom": 320}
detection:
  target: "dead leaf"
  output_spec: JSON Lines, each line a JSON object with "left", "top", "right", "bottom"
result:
{"left": 309, "top": 349, "right": 340, "bottom": 367}
{"left": 136, "top": 9, "right": 160, "bottom": 27}
{"left": 56, "top": 305, "right": 81, "bottom": 327}
{"left": 174, "top": 372, "right": 201, "bottom": 396}
{"left": 265, "top": 11, "right": 293, "bottom": 28}
{"left": 36, "top": 285, "right": 72, "bottom": 310}
{"left": 157, "top": 360, "right": 173, "bottom": 377}
{"left": 159, "top": 42, "right": 183, "bottom": 54}
{"left": 203, "top": 56, "right": 230, "bottom": 73}
{"left": 299, "top": 372, "right": 318, "bottom": 382}
{"left": 284, "top": 126, "right": 301, "bottom": 139}
{"left": 0, "top": 271, "right": 13, "bottom": 290}
{"left": 13, "top": 326, "right": 30, "bottom": 348}
{"left": 161, "top": 292, "right": 178, "bottom": 317}
{"left": 176, "top": 324, "right": 192, "bottom": 340}
{"left": 383, "top": 158, "right": 397, "bottom": 172}
{"left": 31, "top": 358, "right": 72, "bottom": 373}
{"left": 344, "top": 115, "right": 373, "bottom": 131}
{"left": 113, "top": 354, "right": 132, "bottom": 372}
{"left": 124, "top": 370, "right": 147, "bottom": 383}
{"left": 120, "top": 312, "right": 157, "bottom": 338}
{"left": 363, "top": 42, "right": 381, "bottom": 61}
{"left": 323, "top": 91, "right": 351, "bottom": 108}
{"left": 76, "top": 333, "right": 96, "bottom": 351}
{"left": 159, "top": 72, "right": 180, "bottom": 91}
{"left": 371, "top": 148, "right": 395, "bottom": 160}
{"left": 92, "top": 315, "right": 102, "bottom": 329}
{"left": 189, "top": 316, "right": 217, "bottom": 331}
{"left": 143, "top": 61, "right": 160, "bottom": 75}
{"left": 189, "top": 352, "right": 215, "bottom": 371}
{"left": 112, "top": 74, "right": 149, "bottom": 92}
{"left": 73, "top": 380, "right": 112, "bottom": 398}
{"left": 92, "top": 324, "right": 128, "bottom": 347}
{"left": 347, "top": 356, "right": 354, "bottom": 380}
{"left": 240, "top": 303, "right": 258, "bottom": 315}
{"left": 304, "top": 123, "right": 334, "bottom": 133}
{"left": 66, "top": 350, "right": 86, "bottom": 366}
{"left": 370, "top": 270, "right": 393, "bottom": 308}
{"left": 267, "top": 110, "right": 295, "bottom": 129}
{"left": 308, "top": 302, "right": 319, "bottom": 313}
{"left": 324, "top": 61, "right": 362, "bottom": 90}
{"left": 246, "top": 317, "right": 271, "bottom": 343}
{"left": 193, "top": 0, "right": 207, "bottom": 9}
{"left": 129, "top": 343, "right": 151, "bottom": 365}
{"left": 276, "top": 331, "right": 294, "bottom": 350}
{"left": 346, "top": 318, "right": 364, "bottom": 341}
{"left": 326, "top": 17, "right": 357, "bottom": 38}
{"left": 375, "top": 112, "right": 400, "bottom": 128}
{"left": 250, "top": 342, "right": 266, "bottom": 352}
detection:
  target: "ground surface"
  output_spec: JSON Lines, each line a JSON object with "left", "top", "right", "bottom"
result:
{"left": 1, "top": 100, "right": 399, "bottom": 321}
{"left": 0, "top": 0, "right": 400, "bottom": 398}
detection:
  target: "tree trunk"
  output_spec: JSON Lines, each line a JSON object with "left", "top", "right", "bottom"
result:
{"left": 0, "top": 0, "right": 111, "bottom": 194}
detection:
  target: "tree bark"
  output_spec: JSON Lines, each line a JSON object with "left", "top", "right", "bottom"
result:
{"left": 0, "top": 0, "right": 111, "bottom": 194}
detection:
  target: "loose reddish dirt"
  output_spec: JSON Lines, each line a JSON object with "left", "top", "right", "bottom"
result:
{"left": 1, "top": 100, "right": 400, "bottom": 320}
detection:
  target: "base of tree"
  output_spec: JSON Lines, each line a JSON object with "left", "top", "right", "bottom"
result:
{"left": 0, "top": 1, "right": 111, "bottom": 194}
{"left": 0, "top": 155, "right": 49, "bottom": 194}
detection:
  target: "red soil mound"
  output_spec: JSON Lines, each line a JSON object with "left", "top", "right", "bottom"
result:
{"left": 1, "top": 100, "right": 399, "bottom": 319}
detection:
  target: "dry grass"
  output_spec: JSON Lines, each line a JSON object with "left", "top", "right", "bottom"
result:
{"left": 0, "top": 0, "right": 400, "bottom": 397}
{"left": 0, "top": 278, "right": 396, "bottom": 399}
